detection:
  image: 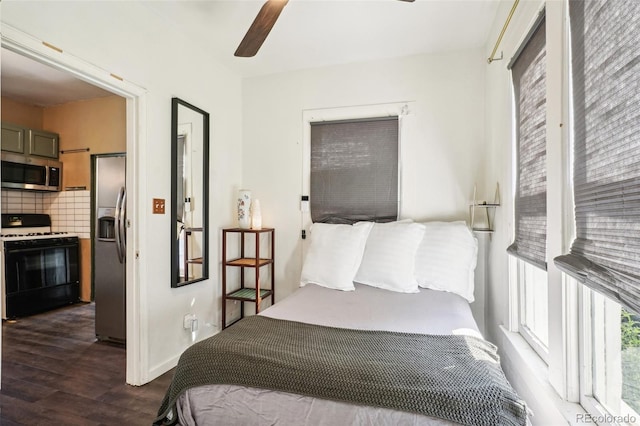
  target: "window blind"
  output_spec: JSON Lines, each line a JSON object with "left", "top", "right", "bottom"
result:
{"left": 310, "top": 117, "right": 399, "bottom": 224}
{"left": 507, "top": 15, "right": 547, "bottom": 271}
{"left": 555, "top": 0, "right": 640, "bottom": 314}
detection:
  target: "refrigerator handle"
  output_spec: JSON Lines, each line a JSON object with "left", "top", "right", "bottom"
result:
{"left": 120, "top": 188, "right": 127, "bottom": 257}
{"left": 115, "top": 186, "right": 125, "bottom": 264}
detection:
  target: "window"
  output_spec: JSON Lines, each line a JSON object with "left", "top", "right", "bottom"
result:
{"left": 508, "top": 11, "right": 548, "bottom": 358}
{"left": 309, "top": 117, "right": 399, "bottom": 224}
{"left": 519, "top": 260, "right": 549, "bottom": 357}
{"left": 555, "top": 0, "right": 640, "bottom": 316}
{"left": 580, "top": 287, "right": 640, "bottom": 422}
{"left": 499, "top": 1, "right": 639, "bottom": 423}
{"left": 556, "top": 0, "right": 640, "bottom": 422}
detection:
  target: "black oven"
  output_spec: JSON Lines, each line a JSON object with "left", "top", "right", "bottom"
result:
{"left": 3, "top": 236, "right": 80, "bottom": 319}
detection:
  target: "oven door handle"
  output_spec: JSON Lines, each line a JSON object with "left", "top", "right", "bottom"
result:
{"left": 4, "top": 243, "right": 80, "bottom": 253}
{"left": 115, "top": 186, "right": 125, "bottom": 264}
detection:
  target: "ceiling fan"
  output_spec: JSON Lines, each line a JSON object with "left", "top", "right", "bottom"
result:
{"left": 234, "top": 0, "right": 415, "bottom": 58}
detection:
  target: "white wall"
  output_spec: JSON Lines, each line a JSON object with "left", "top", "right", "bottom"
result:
{"left": 241, "top": 50, "right": 488, "bottom": 315}
{"left": 1, "top": 1, "right": 243, "bottom": 383}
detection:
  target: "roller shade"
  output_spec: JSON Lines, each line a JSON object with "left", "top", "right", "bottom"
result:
{"left": 310, "top": 117, "right": 399, "bottom": 224}
{"left": 507, "top": 15, "right": 547, "bottom": 270}
{"left": 554, "top": 0, "right": 640, "bottom": 314}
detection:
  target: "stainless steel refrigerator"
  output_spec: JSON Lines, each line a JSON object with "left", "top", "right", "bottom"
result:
{"left": 93, "top": 154, "right": 126, "bottom": 343}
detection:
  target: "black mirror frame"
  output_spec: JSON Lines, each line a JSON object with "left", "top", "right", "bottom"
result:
{"left": 171, "top": 97, "right": 210, "bottom": 288}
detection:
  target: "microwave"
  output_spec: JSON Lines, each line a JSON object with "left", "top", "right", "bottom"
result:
{"left": 1, "top": 152, "right": 62, "bottom": 192}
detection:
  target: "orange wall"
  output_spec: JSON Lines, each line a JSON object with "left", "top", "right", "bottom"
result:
{"left": 79, "top": 239, "right": 92, "bottom": 302}
{"left": 43, "top": 95, "right": 126, "bottom": 301}
{"left": 1, "top": 96, "right": 43, "bottom": 129}
{"left": 43, "top": 95, "right": 126, "bottom": 189}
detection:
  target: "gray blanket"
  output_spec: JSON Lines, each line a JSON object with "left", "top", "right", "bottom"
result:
{"left": 155, "top": 316, "right": 527, "bottom": 426}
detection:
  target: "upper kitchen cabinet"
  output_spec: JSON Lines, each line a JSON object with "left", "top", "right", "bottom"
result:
{"left": 0, "top": 123, "right": 59, "bottom": 159}
{"left": 1, "top": 123, "right": 26, "bottom": 154}
{"left": 28, "top": 129, "right": 59, "bottom": 159}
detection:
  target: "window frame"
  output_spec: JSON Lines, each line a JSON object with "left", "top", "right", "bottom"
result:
{"left": 300, "top": 102, "right": 412, "bottom": 257}
{"left": 505, "top": 0, "right": 640, "bottom": 422}
{"left": 507, "top": 0, "right": 580, "bottom": 406}
{"left": 507, "top": 5, "right": 552, "bottom": 366}
{"left": 309, "top": 117, "right": 400, "bottom": 224}
{"left": 556, "top": 0, "right": 640, "bottom": 316}
{"left": 565, "top": 0, "right": 640, "bottom": 421}
{"left": 579, "top": 284, "right": 640, "bottom": 423}
{"left": 517, "top": 259, "right": 550, "bottom": 363}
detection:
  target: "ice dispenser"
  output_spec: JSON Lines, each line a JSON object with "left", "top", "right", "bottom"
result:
{"left": 97, "top": 207, "right": 116, "bottom": 240}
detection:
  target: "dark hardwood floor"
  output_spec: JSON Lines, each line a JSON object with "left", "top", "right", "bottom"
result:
{"left": 0, "top": 303, "right": 174, "bottom": 425}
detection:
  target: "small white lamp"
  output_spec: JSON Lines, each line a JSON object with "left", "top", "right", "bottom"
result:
{"left": 251, "top": 199, "right": 262, "bottom": 230}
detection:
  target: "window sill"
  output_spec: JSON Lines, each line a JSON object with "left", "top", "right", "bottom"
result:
{"left": 498, "top": 326, "right": 586, "bottom": 425}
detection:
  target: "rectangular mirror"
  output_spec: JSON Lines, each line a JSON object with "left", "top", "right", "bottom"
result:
{"left": 171, "top": 98, "right": 210, "bottom": 287}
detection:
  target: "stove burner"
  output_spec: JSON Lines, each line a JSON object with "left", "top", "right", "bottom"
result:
{"left": 2, "top": 231, "right": 69, "bottom": 238}
{"left": 0, "top": 214, "right": 76, "bottom": 241}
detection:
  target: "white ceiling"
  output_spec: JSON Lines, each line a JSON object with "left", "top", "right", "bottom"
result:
{"left": 146, "top": 0, "right": 501, "bottom": 77}
{"left": 1, "top": 0, "right": 500, "bottom": 107}
{"left": 1, "top": 48, "right": 113, "bottom": 108}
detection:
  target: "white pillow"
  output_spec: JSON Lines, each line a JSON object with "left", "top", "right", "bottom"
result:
{"left": 300, "top": 222, "right": 374, "bottom": 291}
{"left": 354, "top": 221, "right": 425, "bottom": 293}
{"left": 414, "top": 221, "right": 478, "bottom": 302}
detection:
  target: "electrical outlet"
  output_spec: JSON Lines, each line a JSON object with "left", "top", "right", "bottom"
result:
{"left": 153, "top": 198, "right": 165, "bottom": 214}
{"left": 183, "top": 313, "right": 196, "bottom": 330}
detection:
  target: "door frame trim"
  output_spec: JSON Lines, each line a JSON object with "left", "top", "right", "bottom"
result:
{"left": 1, "top": 23, "right": 149, "bottom": 385}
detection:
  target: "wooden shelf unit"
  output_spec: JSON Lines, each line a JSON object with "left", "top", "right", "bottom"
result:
{"left": 183, "top": 227, "right": 203, "bottom": 282}
{"left": 222, "top": 227, "right": 274, "bottom": 329}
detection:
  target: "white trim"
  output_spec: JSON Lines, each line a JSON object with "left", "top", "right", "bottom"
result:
{"left": 564, "top": 274, "right": 581, "bottom": 402}
{"left": 578, "top": 285, "right": 640, "bottom": 424}
{"left": 499, "top": 326, "right": 587, "bottom": 425}
{"left": 545, "top": 0, "right": 572, "bottom": 402}
{"left": 0, "top": 24, "right": 143, "bottom": 101}
{"left": 149, "top": 356, "right": 182, "bottom": 384}
{"left": 557, "top": 0, "right": 580, "bottom": 404}
{"left": 578, "top": 285, "right": 595, "bottom": 414}
{"left": 517, "top": 259, "right": 549, "bottom": 364}
{"left": 519, "top": 323, "right": 549, "bottom": 363}
{"left": 508, "top": 255, "right": 520, "bottom": 331}
{"left": 580, "top": 286, "right": 639, "bottom": 424}
{"left": 126, "top": 93, "right": 148, "bottom": 386}
{"left": 507, "top": 0, "right": 575, "bottom": 403}
{"left": 1, "top": 23, "right": 149, "bottom": 386}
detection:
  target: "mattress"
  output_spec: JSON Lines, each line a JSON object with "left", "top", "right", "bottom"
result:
{"left": 174, "top": 284, "right": 484, "bottom": 426}
{"left": 261, "top": 282, "right": 482, "bottom": 337}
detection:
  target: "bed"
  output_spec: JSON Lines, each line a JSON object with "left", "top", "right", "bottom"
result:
{"left": 155, "top": 221, "right": 528, "bottom": 426}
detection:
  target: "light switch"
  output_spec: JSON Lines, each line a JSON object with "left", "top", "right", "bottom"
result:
{"left": 301, "top": 195, "right": 310, "bottom": 212}
{"left": 153, "top": 198, "right": 165, "bottom": 214}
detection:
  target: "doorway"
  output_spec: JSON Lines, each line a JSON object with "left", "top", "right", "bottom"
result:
{"left": 0, "top": 28, "right": 145, "bottom": 385}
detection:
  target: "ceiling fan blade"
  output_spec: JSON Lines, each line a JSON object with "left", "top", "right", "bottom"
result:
{"left": 397, "top": 0, "right": 415, "bottom": 2}
{"left": 235, "top": 0, "right": 289, "bottom": 58}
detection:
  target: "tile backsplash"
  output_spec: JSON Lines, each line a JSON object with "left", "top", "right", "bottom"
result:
{"left": 1, "top": 190, "right": 91, "bottom": 238}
